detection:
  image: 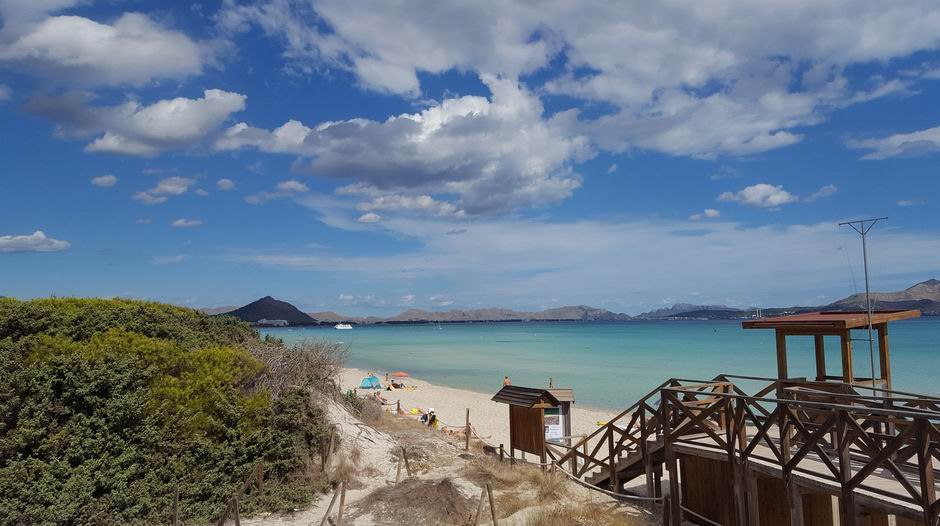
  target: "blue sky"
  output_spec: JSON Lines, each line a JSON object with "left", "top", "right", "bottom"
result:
{"left": 1, "top": 0, "right": 940, "bottom": 315}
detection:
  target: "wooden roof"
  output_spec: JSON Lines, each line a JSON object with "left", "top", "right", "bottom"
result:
{"left": 492, "top": 386, "right": 560, "bottom": 408}
{"left": 548, "top": 388, "right": 575, "bottom": 403}
{"left": 742, "top": 310, "right": 920, "bottom": 331}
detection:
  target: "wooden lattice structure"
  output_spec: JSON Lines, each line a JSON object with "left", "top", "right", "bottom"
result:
{"left": 546, "top": 375, "right": 940, "bottom": 525}
{"left": 541, "top": 310, "right": 939, "bottom": 524}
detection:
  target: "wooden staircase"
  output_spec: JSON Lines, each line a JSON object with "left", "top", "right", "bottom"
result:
{"left": 584, "top": 438, "right": 665, "bottom": 489}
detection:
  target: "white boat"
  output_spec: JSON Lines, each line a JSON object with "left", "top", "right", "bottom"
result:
{"left": 334, "top": 323, "right": 353, "bottom": 330}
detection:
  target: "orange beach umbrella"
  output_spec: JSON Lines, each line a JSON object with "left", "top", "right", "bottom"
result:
{"left": 390, "top": 371, "right": 410, "bottom": 378}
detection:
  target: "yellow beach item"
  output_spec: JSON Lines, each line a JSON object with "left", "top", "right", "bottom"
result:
{"left": 596, "top": 420, "right": 607, "bottom": 426}
{"left": 410, "top": 408, "right": 420, "bottom": 415}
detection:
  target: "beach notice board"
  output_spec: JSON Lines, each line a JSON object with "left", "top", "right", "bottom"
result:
{"left": 544, "top": 407, "right": 564, "bottom": 442}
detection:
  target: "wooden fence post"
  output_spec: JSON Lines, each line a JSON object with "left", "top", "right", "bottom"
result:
{"left": 401, "top": 447, "right": 413, "bottom": 477}
{"left": 473, "top": 487, "right": 487, "bottom": 526}
{"left": 486, "top": 483, "right": 499, "bottom": 526}
{"left": 233, "top": 496, "right": 241, "bottom": 526}
{"left": 317, "top": 485, "right": 341, "bottom": 526}
{"left": 395, "top": 454, "right": 403, "bottom": 483}
{"left": 465, "top": 408, "right": 471, "bottom": 451}
{"left": 499, "top": 443, "right": 504, "bottom": 463}
{"left": 257, "top": 461, "right": 263, "bottom": 494}
{"left": 336, "top": 481, "right": 346, "bottom": 526}
{"left": 396, "top": 399, "right": 401, "bottom": 414}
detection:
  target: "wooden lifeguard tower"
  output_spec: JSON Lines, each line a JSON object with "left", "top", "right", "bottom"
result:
{"left": 742, "top": 309, "right": 920, "bottom": 390}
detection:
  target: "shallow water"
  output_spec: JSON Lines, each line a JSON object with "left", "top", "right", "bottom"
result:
{"left": 261, "top": 318, "right": 940, "bottom": 410}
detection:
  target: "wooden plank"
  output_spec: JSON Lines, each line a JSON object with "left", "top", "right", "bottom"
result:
{"left": 679, "top": 453, "right": 736, "bottom": 525}
{"left": 877, "top": 324, "right": 892, "bottom": 392}
{"left": 777, "top": 331, "right": 789, "bottom": 380}
{"left": 841, "top": 331, "right": 855, "bottom": 384}
{"left": 815, "top": 335, "right": 827, "bottom": 382}
{"left": 802, "top": 493, "right": 839, "bottom": 526}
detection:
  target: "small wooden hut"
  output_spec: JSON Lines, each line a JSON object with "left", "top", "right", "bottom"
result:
{"left": 491, "top": 386, "right": 561, "bottom": 463}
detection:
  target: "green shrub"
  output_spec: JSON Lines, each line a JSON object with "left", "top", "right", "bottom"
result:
{"left": 0, "top": 298, "right": 332, "bottom": 525}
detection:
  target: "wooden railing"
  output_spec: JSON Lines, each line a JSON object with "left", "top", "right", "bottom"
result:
{"left": 660, "top": 379, "right": 940, "bottom": 525}
{"left": 549, "top": 374, "right": 940, "bottom": 525}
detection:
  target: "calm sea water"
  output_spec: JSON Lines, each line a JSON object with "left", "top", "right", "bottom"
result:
{"left": 261, "top": 319, "right": 940, "bottom": 411}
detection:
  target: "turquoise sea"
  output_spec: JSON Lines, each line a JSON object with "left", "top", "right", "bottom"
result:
{"left": 261, "top": 319, "right": 940, "bottom": 411}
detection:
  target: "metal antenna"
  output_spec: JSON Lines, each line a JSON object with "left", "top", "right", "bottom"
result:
{"left": 838, "top": 217, "right": 887, "bottom": 395}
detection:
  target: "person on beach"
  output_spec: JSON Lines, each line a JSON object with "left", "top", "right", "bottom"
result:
{"left": 426, "top": 410, "right": 438, "bottom": 429}
{"left": 503, "top": 376, "right": 511, "bottom": 386}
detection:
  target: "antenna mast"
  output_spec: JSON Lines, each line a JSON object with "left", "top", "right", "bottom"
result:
{"left": 838, "top": 217, "right": 887, "bottom": 395}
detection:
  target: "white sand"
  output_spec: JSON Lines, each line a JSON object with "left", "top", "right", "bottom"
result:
{"left": 340, "top": 367, "right": 617, "bottom": 449}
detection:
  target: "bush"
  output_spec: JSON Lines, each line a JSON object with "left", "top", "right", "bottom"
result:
{"left": 0, "top": 298, "right": 334, "bottom": 525}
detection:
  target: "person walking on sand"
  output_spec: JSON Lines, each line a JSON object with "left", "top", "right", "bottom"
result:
{"left": 503, "top": 375, "right": 511, "bottom": 386}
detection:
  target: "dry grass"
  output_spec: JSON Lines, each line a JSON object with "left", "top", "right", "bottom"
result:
{"left": 358, "top": 398, "right": 384, "bottom": 423}
{"left": 528, "top": 469, "right": 568, "bottom": 502}
{"left": 327, "top": 444, "right": 364, "bottom": 487}
{"left": 524, "top": 500, "right": 653, "bottom": 526}
{"left": 349, "top": 477, "right": 475, "bottom": 525}
{"left": 248, "top": 339, "right": 347, "bottom": 396}
{"left": 462, "top": 457, "right": 529, "bottom": 489}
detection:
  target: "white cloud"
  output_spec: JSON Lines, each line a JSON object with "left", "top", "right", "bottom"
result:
{"left": 847, "top": 124, "right": 940, "bottom": 159}
{"left": 135, "top": 218, "right": 151, "bottom": 224}
{"left": 0, "top": 230, "right": 69, "bottom": 252}
{"left": 0, "top": 84, "right": 10, "bottom": 102}
{"left": 30, "top": 89, "right": 246, "bottom": 156}
{"left": 195, "top": 189, "right": 209, "bottom": 197}
{"left": 133, "top": 176, "right": 196, "bottom": 205}
{"left": 807, "top": 184, "right": 838, "bottom": 201}
{"left": 230, "top": 213, "right": 940, "bottom": 313}
{"left": 245, "top": 179, "right": 309, "bottom": 204}
{"left": 217, "top": 75, "right": 591, "bottom": 215}
{"left": 338, "top": 293, "right": 354, "bottom": 301}
{"left": 357, "top": 212, "right": 381, "bottom": 223}
{"left": 216, "top": 178, "right": 236, "bottom": 190}
{"left": 0, "top": 10, "right": 205, "bottom": 86}
{"left": 153, "top": 254, "right": 187, "bottom": 264}
{"left": 719, "top": 184, "right": 799, "bottom": 209}
{"left": 399, "top": 294, "right": 416, "bottom": 305}
{"left": 606, "top": 164, "right": 618, "bottom": 174}
{"left": 90, "top": 174, "right": 117, "bottom": 187}
{"left": 171, "top": 218, "right": 202, "bottom": 228}
{"left": 689, "top": 209, "right": 720, "bottom": 221}
{"left": 220, "top": 0, "right": 939, "bottom": 159}
{"left": 897, "top": 199, "right": 927, "bottom": 207}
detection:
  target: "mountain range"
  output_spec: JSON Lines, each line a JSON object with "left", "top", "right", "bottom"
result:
{"left": 204, "top": 279, "right": 939, "bottom": 325}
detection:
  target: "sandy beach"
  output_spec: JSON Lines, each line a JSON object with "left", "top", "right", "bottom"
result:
{"left": 340, "top": 367, "right": 617, "bottom": 450}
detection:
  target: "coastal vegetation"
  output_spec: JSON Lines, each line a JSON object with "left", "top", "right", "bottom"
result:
{"left": 0, "top": 298, "right": 343, "bottom": 525}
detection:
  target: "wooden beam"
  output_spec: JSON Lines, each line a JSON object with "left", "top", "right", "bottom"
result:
{"left": 840, "top": 331, "right": 854, "bottom": 384}
{"left": 776, "top": 330, "right": 789, "bottom": 380}
{"left": 877, "top": 324, "right": 892, "bottom": 392}
{"left": 814, "top": 335, "right": 826, "bottom": 382}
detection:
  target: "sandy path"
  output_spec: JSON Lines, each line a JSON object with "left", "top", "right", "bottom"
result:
{"left": 340, "top": 367, "right": 617, "bottom": 450}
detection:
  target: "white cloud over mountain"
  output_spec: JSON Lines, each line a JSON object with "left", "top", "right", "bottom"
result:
{"left": 233, "top": 212, "right": 940, "bottom": 310}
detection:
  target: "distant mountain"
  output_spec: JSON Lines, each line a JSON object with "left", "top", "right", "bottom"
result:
{"left": 223, "top": 296, "right": 317, "bottom": 326}
{"left": 302, "top": 305, "right": 629, "bottom": 324}
{"left": 636, "top": 303, "right": 739, "bottom": 319}
{"left": 827, "top": 279, "right": 940, "bottom": 313}
{"left": 382, "top": 305, "right": 631, "bottom": 323}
